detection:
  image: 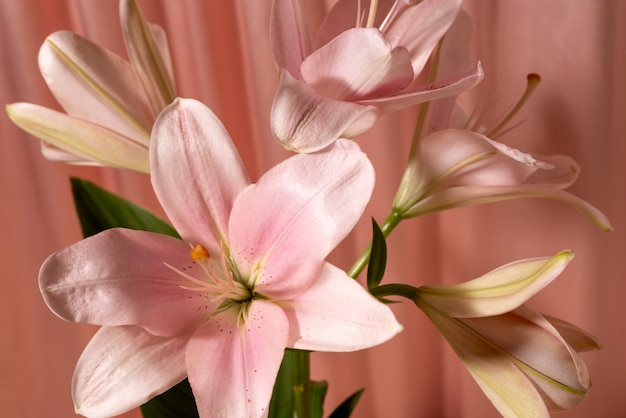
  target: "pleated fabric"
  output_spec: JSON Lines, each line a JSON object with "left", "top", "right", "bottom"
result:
{"left": 1, "top": 1, "right": 624, "bottom": 417}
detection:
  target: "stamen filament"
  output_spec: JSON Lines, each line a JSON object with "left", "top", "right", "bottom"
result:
{"left": 485, "top": 73, "right": 541, "bottom": 138}
{"left": 356, "top": 0, "right": 363, "bottom": 27}
{"left": 163, "top": 262, "right": 215, "bottom": 290}
{"left": 366, "top": 0, "right": 379, "bottom": 28}
{"left": 378, "top": 0, "right": 400, "bottom": 32}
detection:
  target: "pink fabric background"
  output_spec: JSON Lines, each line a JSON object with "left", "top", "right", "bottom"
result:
{"left": 1, "top": 0, "right": 624, "bottom": 417}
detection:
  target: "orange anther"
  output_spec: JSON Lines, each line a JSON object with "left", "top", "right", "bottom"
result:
{"left": 190, "top": 244, "right": 210, "bottom": 261}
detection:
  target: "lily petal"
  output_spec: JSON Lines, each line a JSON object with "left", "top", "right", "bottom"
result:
{"left": 39, "top": 142, "right": 101, "bottom": 165}
{"left": 420, "top": 305, "right": 550, "bottom": 418}
{"left": 229, "top": 139, "right": 374, "bottom": 299}
{"left": 40, "top": 228, "right": 213, "bottom": 337}
{"left": 407, "top": 185, "right": 614, "bottom": 231}
{"left": 427, "top": 9, "right": 477, "bottom": 132}
{"left": 150, "top": 98, "right": 250, "bottom": 252}
{"left": 525, "top": 154, "right": 580, "bottom": 188}
{"left": 357, "top": 63, "right": 483, "bottom": 114}
{"left": 120, "top": 0, "right": 176, "bottom": 113}
{"left": 39, "top": 30, "right": 153, "bottom": 142}
{"left": 300, "top": 28, "right": 413, "bottom": 101}
{"left": 73, "top": 326, "right": 188, "bottom": 418}
{"left": 417, "top": 129, "right": 544, "bottom": 189}
{"left": 385, "top": 0, "right": 462, "bottom": 74}
{"left": 6, "top": 103, "right": 149, "bottom": 172}
{"left": 417, "top": 251, "right": 574, "bottom": 318}
{"left": 463, "top": 307, "right": 591, "bottom": 411}
{"left": 270, "top": 0, "right": 312, "bottom": 77}
{"left": 271, "top": 70, "right": 378, "bottom": 152}
{"left": 437, "top": 9, "right": 475, "bottom": 80}
{"left": 286, "top": 263, "right": 402, "bottom": 351}
{"left": 543, "top": 314, "right": 603, "bottom": 352}
{"left": 187, "top": 301, "right": 288, "bottom": 418}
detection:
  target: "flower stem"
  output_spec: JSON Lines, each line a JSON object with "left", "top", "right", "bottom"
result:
{"left": 292, "top": 349, "right": 311, "bottom": 418}
{"left": 347, "top": 211, "right": 403, "bottom": 279}
{"left": 269, "top": 349, "right": 312, "bottom": 418}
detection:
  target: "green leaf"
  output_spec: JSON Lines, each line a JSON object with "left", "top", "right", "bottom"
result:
{"left": 310, "top": 381, "right": 328, "bottom": 418}
{"left": 70, "top": 177, "right": 196, "bottom": 417}
{"left": 328, "top": 388, "right": 364, "bottom": 418}
{"left": 70, "top": 177, "right": 179, "bottom": 239}
{"left": 367, "top": 218, "right": 387, "bottom": 289}
{"left": 140, "top": 379, "right": 199, "bottom": 418}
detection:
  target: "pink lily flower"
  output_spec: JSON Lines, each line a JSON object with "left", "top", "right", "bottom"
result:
{"left": 390, "top": 9, "right": 611, "bottom": 231}
{"left": 39, "top": 98, "right": 401, "bottom": 418}
{"left": 392, "top": 128, "right": 613, "bottom": 230}
{"left": 270, "top": 0, "right": 484, "bottom": 152}
{"left": 6, "top": 0, "right": 175, "bottom": 173}
{"left": 415, "top": 251, "right": 601, "bottom": 417}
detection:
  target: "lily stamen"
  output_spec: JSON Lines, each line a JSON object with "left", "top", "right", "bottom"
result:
{"left": 365, "top": 0, "right": 379, "bottom": 28}
{"left": 378, "top": 0, "right": 401, "bottom": 32}
{"left": 484, "top": 73, "right": 542, "bottom": 138}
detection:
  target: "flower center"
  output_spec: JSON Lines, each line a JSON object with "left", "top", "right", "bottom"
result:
{"left": 166, "top": 243, "right": 252, "bottom": 309}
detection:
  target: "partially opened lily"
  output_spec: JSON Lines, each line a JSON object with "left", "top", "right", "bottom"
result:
{"left": 392, "top": 128, "right": 613, "bottom": 230}
{"left": 414, "top": 251, "right": 601, "bottom": 417}
{"left": 6, "top": 0, "right": 175, "bottom": 173}
{"left": 39, "top": 98, "right": 401, "bottom": 417}
{"left": 388, "top": 6, "right": 611, "bottom": 231}
{"left": 270, "top": 0, "right": 483, "bottom": 152}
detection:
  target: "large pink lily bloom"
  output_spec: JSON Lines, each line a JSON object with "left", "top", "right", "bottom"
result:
{"left": 270, "top": 0, "right": 484, "bottom": 153}
{"left": 415, "top": 251, "right": 601, "bottom": 417}
{"left": 6, "top": 0, "right": 175, "bottom": 173}
{"left": 39, "top": 98, "right": 401, "bottom": 418}
{"left": 392, "top": 128, "right": 613, "bottom": 230}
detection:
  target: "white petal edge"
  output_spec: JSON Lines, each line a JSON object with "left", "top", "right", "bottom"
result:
{"left": 73, "top": 326, "right": 188, "bottom": 418}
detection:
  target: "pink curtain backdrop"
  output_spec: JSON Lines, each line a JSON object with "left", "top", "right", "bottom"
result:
{"left": 1, "top": 1, "right": 624, "bottom": 417}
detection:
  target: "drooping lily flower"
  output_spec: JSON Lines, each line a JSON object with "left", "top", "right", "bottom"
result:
{"left": 415, "top": 251, "right": 601, "bottom": 417}
{"left": 270, "top": 0, "right": 483, "bottom": 152}
{"left": 6, "top": 0, "right": 176, "bottom": 173}
{"left": 39, "top": 98, "right": 401, "bottom": 418}
{"left": 391, "top": 127, "right": 613, "bottom": 230}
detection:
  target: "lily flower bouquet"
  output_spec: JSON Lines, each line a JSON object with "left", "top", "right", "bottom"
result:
{"left": 6, "top": 0, "right": 612, "bottom": 417}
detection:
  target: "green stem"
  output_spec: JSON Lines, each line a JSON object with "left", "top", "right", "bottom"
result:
{"left": 347, "top": 211, "right": 403, "bottom": 279}
{"left": 269, "top": 349, "right": 312, "bottom": 418}
{"left": 291, "top": 349, "right": 311, "bottom": 418}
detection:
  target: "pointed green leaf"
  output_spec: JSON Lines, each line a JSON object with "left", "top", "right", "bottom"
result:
{"left": 71, "top": 177, "right": 178, "bottom": 238}
{"left": 328, "top": 388, "right": 365, "bottom": 418}
{"left": 140, "top": 380, "right": 199, "bottom": 418}
{"left": 367, "top": 218, "right": 387, "bottom": 289}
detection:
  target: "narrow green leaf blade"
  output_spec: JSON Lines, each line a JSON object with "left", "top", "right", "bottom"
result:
{"left": 139, "top": 380, "right": 199, "bottom": 418}
{"left": 328, "top": 388, "right": 365, "bottom": 418}
{"left": 367, "top": 218, "right": 387, "bottom": 289}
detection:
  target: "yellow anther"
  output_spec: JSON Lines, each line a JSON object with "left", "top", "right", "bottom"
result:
{"left": 190, "top": 244, "right": 210, "bottom": 262}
